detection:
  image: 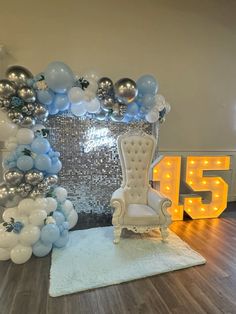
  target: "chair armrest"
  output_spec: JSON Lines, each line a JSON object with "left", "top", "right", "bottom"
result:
{"left": 111, "top": 188, "right": 126, "bottom": 225}
{"left": 147, "top": 188, "right": 172, "bottom": 226}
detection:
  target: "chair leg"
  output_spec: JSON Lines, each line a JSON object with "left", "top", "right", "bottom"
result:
{"left": 160, "top": 227, "right": 169, "bottom": 242}
{"left": 114, "top": 226, "right": 122, "bottom": 244}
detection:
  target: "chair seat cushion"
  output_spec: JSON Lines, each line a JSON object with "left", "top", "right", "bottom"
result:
{"left": 123, "top": 204, "right": 159, "bottom": 225}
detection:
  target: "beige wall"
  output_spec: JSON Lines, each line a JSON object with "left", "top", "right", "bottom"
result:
{"left": 1, "top": 0, "right": 236, "bottom": 151}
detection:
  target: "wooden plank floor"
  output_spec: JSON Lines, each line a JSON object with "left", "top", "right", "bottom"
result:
{"left": 0, "top": 209, "right": 236, "bottom": 314}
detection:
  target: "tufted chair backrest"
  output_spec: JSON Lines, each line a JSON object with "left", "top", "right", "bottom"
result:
{"left": 118, "top": 133, "right": 156, "bottom": 205}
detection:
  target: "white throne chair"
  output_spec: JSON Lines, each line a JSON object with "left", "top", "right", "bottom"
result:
{"left": 111, "top": 133, "right": 172, "bottom": 244}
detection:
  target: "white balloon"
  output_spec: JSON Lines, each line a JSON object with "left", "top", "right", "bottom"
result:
{"left": 71, "top": 102, "right": 87, "bottom": 117}
{"left": 87, "top": 79, "right": 98, "bottom": 92}
{"left": 165, "top": 102, "right": 171, "bottom": 114}
{"left": 85, "top": 98, "right": 100, "bottom": 113}
{"left": 0, "top": 228, "right": 18, "bottom": 248}
{"left": 67, "top": 210, "right": 78, "bottom": 229}
{"left": 61, "top": 200, "right": 74, "bottom": 216}
{"left": 18, "top": 198, "right": 35, "bottom": 216}
{"left": 157, "top": 103, "right": 165, "bottom": 112}
{"left": 84, "top": 89, "right": 96, "bottom": 101}
{"left": 19, "top": 225, "right": 40, "bottom": 245}
{"left": 54, "top": 187, "right": 68, "bottom": 203}
{"left": 2, "top": 207, "right": 18, "bottom": 221}
{"left": 5, "top": 136, "right": 18, "bottom": 151}
{"left": 84, "top": 70, "right": 100, "bottom": 82}
{"left": 46, "top": 197, "right": 58, "bottom": 214}
{"left": 0, "top": 247, "right": 10, "bottom": 261}
{"left": 0, "top": 111, "right": 18, "bottom": 141}
{"left": 16, "top": 128, "right": 34, "bottom": 144}
{"left": 5, "top": 142, "right": 17, "bottom": 151}
{"left": 35, "top": 198, "right": 47, "bottom": 211}
{"left": 155, "top": 94, "right": 165, "bottom": 105}
{"left": 68, "top": 87, "right": 84, "bottom": 104}
{"left": 8, "top": 136, "right": 17, "bottom": 143}
{"left": 29, "top": 210, "right": 47, "bottom": 226}
{"left": 10, "top": 244, "right": 32, "bottom": 264}
{"left": 145, "top": 110, "right": 159, "bottom": 123}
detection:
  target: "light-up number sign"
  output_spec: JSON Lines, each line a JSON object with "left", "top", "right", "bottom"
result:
{"left": 153, "top": 156, "right": 184, "bottom": 221}
{"left": 152, "top": 156, "right": 230, "bottom": 220}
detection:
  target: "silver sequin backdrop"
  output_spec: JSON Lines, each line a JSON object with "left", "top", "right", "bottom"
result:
{"left": 46, "top": 115, "right": 153, "bottom": 227}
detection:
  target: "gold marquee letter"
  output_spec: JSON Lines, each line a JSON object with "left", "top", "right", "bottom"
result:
{"left": 184, "top": 156, "right": 230, "bottom": 219}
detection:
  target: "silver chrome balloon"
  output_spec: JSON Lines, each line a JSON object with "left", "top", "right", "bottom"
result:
{"left": 0, "top": 184, "right": 21, "bottom": 208}
{"left": 114, "top": 78, "right": 138, "bottom": 104}
{"left": 16, "top": 183, "right": 32, "bottom": 197}
{"left": 6, "top": 186, "right": 21, "bottom": 208}
{"left": 6, "top": 65, "right": 33, "bottom": 87}
{"left": 97, "top": 77, "right": 113, "bottom": 90}
{"left": 25, "top": 170, "right": 44, "bottom": 186}
{"left": 29, "top": 188, "right": 44, "bottom": 198}
{"left": 101, "top": 97, "right": 114, "bottom": 112}
{"left": 34, "top": 104, "right": 49, "bottom": 121}
{"left": 18, "top": 86, "right": 36, "bottom": 103}
{"left": 110, "top": 103, "right": 125, "bottom": 122}
{"left": 37, "top": 181, "right": 50, "bottom": 193}
{"left": 0, "top": 98, "right": 11, "bottom": 109}
{"left": 0, "top": 183, "right": 9, "bottom": 206}
{"left": 8, "top": 111, "right": 23, "bottom": 124}
{"left": 4, "top": 169, "right": 24, "bottom": 186}
{"left": 20, "top": 116, "right": 35, "bottom": 127}
{"left": 45, "top": 175, "right": 58, "bottom": 186}
{"left": 0, "top": 79, "right": 16, "bottom": 98}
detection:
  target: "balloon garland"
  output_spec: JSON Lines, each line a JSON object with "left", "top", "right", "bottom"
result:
{"left": 0, "top": 62, "right": 170, "bottom": 264}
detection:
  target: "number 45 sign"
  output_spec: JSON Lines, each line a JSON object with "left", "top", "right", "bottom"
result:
{"left": 152, "top": 156, "right": 230, "bottom": 220}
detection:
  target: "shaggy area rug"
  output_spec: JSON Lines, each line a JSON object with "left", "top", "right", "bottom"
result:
{"left": 49, "top": 226, "right": 206, "bottom": 297}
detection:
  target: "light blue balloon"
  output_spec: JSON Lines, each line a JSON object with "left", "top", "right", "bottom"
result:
{"left": 48, "top": 103, "right": 59, "bottom": 115}
{"left": 16, "top": 155, "right": 34, "bottom": 171}
{"left": 126, "top": 102, "right": 139, "bottom": 116}
{"left": 16, "top": 145, "right": 31, "bottom": 157}
{"left": 53, "top": 211, "right": 65, "bottom": 225}
{"left": 44, "top": 62, "right": 74, "bottom": 93}
{"left": 137, "top": 75, "right": 158, "bottom": 95}
{"left": 53, "top": 230, "right": 69, "bottom": 248}
{"left": 54, "top": 94, "right": 70, "bottom": 111}
{"left": 47, "top": 160, "right": 62, "bottom": 174}
{"left": 31, "top": 138, "right": 50, "bottom": 154}
{"left": 142, "top": 94, "right": 155, "bottom": 110}
{"left": 122, "top": 115, "right": 133, "bottom": 123}
{"left": 37, "top": 90, "right": 54, "bottom": 105}
{"left": 32, "top": 240, "right": 52, "bottom": 257}
{"left": 40, "top": 224, "right": 60, "bottom": 244}
{"left": 35, "top": 154, "right": 52, "bottom": 171}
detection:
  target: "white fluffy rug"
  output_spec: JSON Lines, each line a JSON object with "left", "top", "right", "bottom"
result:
{"left": 49, "top": 226, "right": 206, "bottom": 297}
